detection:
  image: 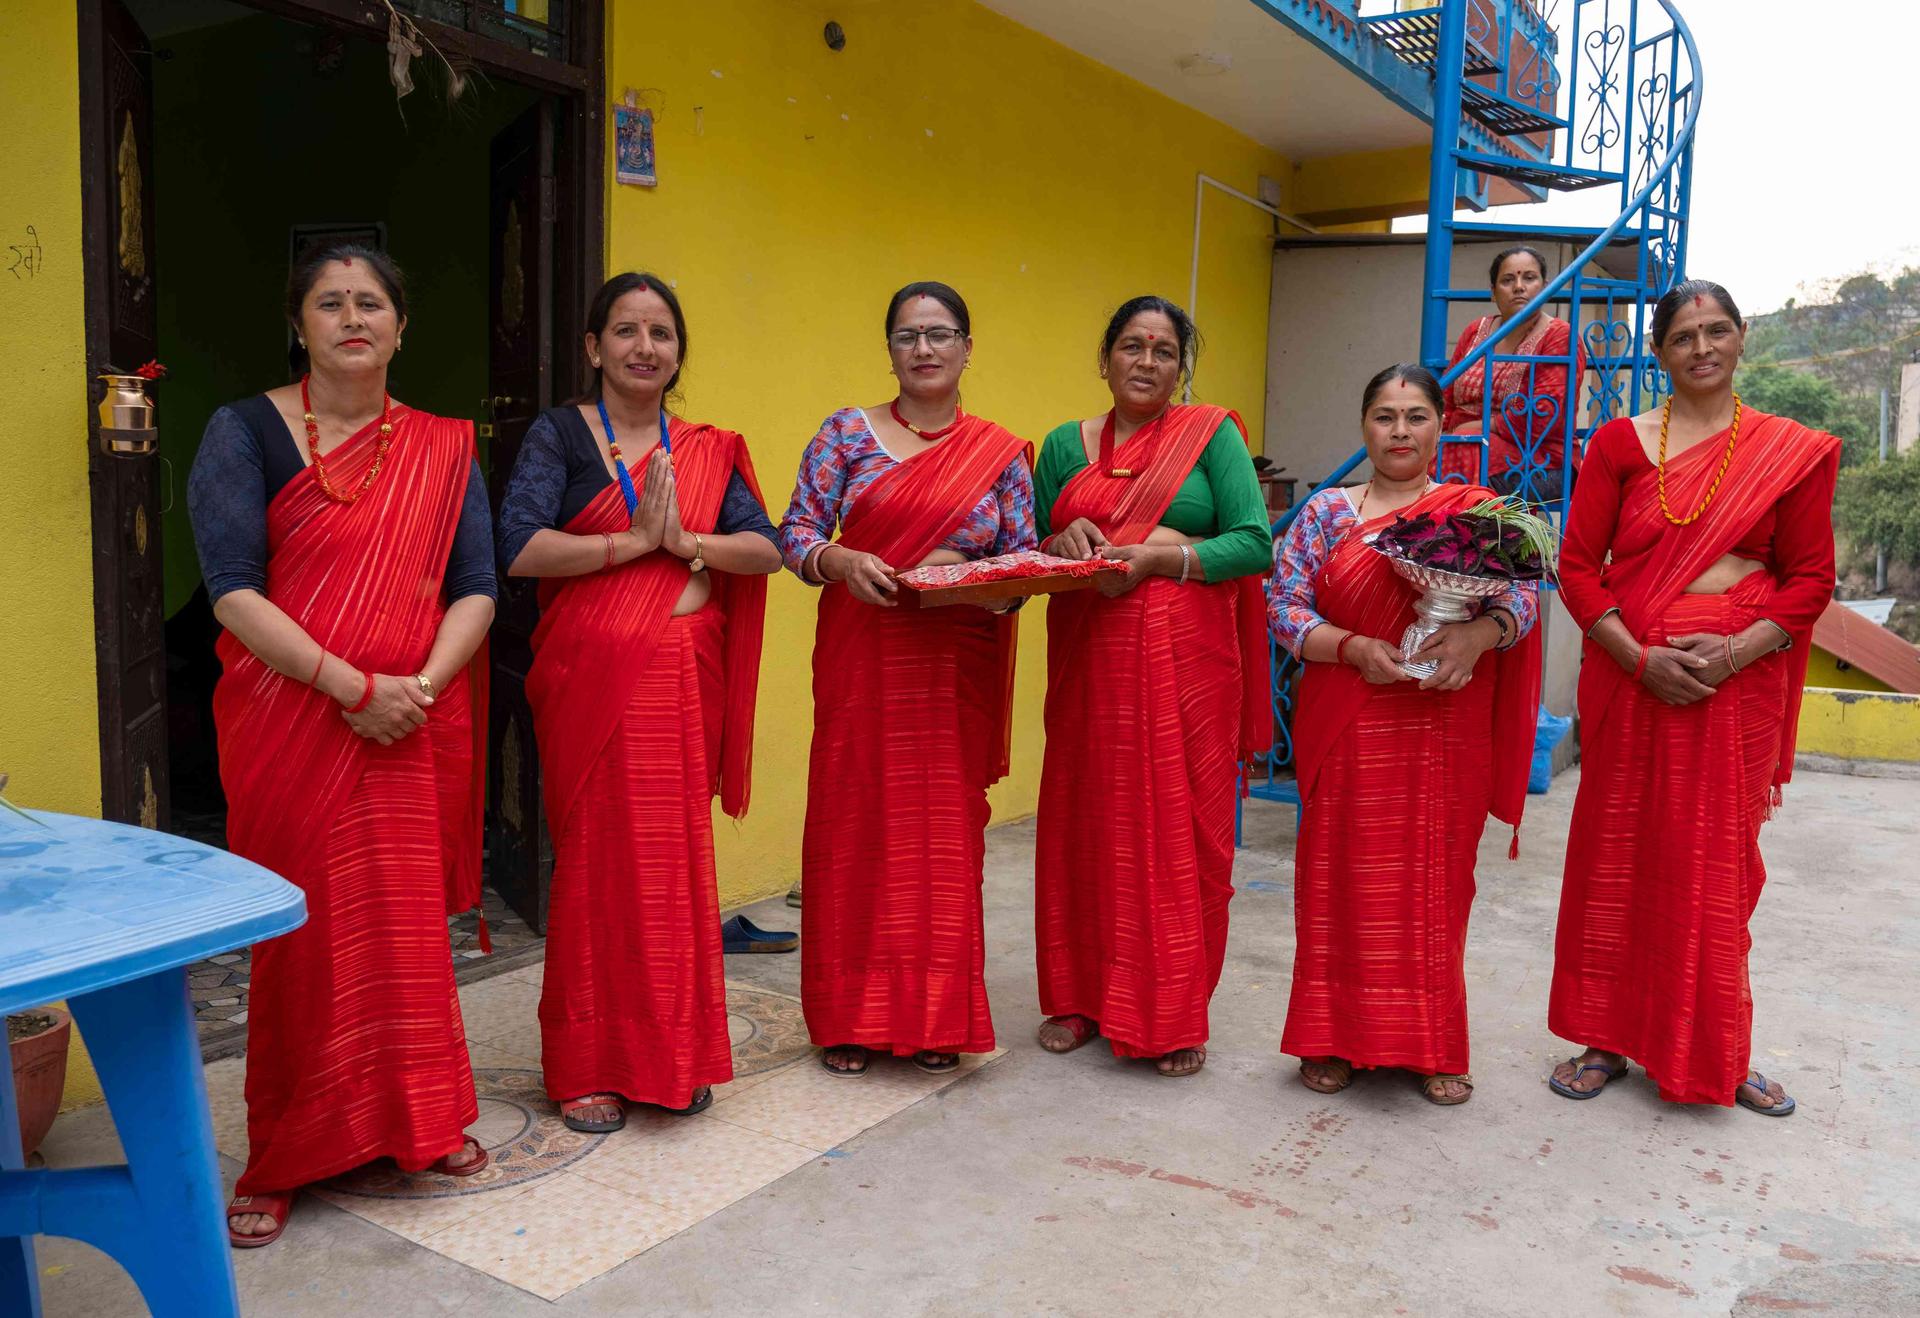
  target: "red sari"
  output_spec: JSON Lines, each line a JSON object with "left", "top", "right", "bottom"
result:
{"left": 217, "top": 407, "right": 485, "bottom": 1196}
{"left": 527, "top": 418, "right": 767, "bottom": 1107}
{"left": 1550, "top": 413, "right": 1839, "bottom": 1104}
{"left": 1034, "top": 405, "right": 1272, "bottom": 1057}
{"left": 1440, "top": 314, "right": 1586, "bottom": 488}
{"left": 799, "top": 417, "right": 1029, "bottom": 1056}
{"left": 1280, "top": 484, "right": 1540, "bottom": 1076}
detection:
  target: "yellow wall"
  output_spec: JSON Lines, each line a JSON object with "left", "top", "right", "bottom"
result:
{"left": 0, "top": 5, "right": 101, "bottom": 819}
{"left": 608, "top": 0, "right": 1294, "bottom": 905}
{"left": 1797, "top": 688, "right": 1920, "bottom": 764}
{"left": 1294, "top": 145, "right": 1431, "bottom": 225}
{"left": 1804, "top": 647, "right": 1894, "bottom": 694}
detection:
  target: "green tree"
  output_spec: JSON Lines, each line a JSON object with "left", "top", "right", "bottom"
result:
{"left": 1834, "top": 449, "right": 1920, "bottom": 563}
{"left": 1735, "top": 364, "right": 1877, "bottom": 466}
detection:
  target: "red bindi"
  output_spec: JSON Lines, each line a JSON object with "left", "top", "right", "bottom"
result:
{"left": 342, "top": 256, "right": 354, "bottom": 266}
{"left": 1692, "top": 294, "right": 1703, "bottom": 307}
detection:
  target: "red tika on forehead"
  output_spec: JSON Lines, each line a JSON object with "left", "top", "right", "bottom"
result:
{"left": 342, "top": 256, "right": 354, "bottom": 267}
{"left": 1693, "top": 294, "right": 1703, "bottom": 307}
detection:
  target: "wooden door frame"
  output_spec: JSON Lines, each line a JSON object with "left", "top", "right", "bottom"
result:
{"left": 76, "top": 0, "right": 604, "bottom": 823}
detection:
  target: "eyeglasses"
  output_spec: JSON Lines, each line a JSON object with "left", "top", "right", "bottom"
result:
{"left": 888, "top": 327, "right": 963, "bottom": 351}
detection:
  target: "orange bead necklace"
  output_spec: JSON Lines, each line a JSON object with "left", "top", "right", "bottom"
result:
{"left": 302, "top": 373, "right": 394, "bottom": 505}
{"left": 1656, "top": 391, "right": 1741, "bottom": 527}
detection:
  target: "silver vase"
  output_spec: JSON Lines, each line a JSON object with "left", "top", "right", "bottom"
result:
{"left": 1366, "top": 540, "right": 1515, "bottom": 679}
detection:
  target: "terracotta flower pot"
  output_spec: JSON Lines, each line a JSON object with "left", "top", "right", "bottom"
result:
{"left": 8, "top": 1007, "right": 72, "bottom": 1159}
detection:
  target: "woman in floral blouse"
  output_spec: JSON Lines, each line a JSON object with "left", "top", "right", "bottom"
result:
{"left": 776, "top": 281, "right": 1035, "bottom": 1078}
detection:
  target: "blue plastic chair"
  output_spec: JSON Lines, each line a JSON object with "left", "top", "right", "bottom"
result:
{"left": 0, "top": 808, "right": 305, "bottom": 1318}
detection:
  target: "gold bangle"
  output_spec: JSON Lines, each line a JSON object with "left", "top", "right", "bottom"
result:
{"left": 415, "top": 672, "right": 436, "bottom": 700}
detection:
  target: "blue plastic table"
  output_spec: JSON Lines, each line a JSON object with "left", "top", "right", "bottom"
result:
{"left": 0, "top": 808, "right": 305, "bottom": 1317}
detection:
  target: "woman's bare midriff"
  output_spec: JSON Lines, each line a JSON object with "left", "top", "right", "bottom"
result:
{"left": 1142, "top": 526, "right": 1201, "bottom": 547}
{"left": 670, "top": 572, "right": 711, "bottom": 616}
{"left": 1682, "top": 553, "right": 1764, "bottom": 595}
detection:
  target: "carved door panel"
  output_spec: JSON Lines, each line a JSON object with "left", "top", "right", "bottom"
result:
{"left": 486, "top": 101, "right": 556, "bottom": 931}
{"left": 81, "top": 0, "right": 166, "bottom": 829}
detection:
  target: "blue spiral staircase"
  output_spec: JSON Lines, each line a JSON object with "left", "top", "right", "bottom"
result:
{"left": 1243, "top": 0, "right": 1702, "bottom": 824}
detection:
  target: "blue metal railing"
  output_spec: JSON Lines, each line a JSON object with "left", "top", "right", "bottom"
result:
{"left": 1249, "top": 0, "right": 1701, "bottom": 805}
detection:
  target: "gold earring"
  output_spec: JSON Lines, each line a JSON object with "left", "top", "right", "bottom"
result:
{"left": 591, "top": 357, "right": 601, "bottom": 368}
{"left": 396, "top": 337, "right": 403, "bottom": 350}
{"left": 298, "top": 338, "right": 307, "bottom": 348}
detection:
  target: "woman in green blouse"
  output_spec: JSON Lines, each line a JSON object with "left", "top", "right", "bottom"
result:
{"left": 1030, "top": 295, "right": 1273, "bottom": 1077}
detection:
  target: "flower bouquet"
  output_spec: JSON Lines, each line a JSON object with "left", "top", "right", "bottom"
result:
{"left": 1365, "top": 496, "right": 1556, "bottom": 678}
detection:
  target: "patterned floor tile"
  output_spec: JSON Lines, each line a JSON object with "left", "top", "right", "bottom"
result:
{"left": 706, "top": 1058, "right": 936, "bottom": 1152}
{"left": 571, "top": 1112, "right": 816, "bottom": 1217}
{"left": 455, "top": 974, "right": 546, "bottom": 1044}
{"left": 419, "top": 1169, "right": 700, "bottom": 1301}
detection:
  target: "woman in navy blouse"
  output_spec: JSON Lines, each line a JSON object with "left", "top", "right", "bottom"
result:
{"left": 496, "top": 272, "right": 780, "bottom": 1134}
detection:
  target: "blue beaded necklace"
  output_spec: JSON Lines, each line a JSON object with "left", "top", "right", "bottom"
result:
{"left": 596, "top": 398, "right": 671, "bottom": 515}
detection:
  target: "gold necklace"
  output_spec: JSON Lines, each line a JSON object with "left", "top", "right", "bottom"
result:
{"left": 1356, "top": 476, "right": 1430, "bottom": 520}
{"left": 1657, "top": 392, "right": 1741, "bottom": 527}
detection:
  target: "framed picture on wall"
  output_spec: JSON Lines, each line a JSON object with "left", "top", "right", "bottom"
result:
{"left": 614, "top": 104, "right": 656, "bottom": 187}
{"left": 286, "top": 223, "right": 388, "bottom": 376}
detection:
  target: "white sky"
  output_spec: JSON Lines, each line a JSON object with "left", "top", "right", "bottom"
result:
{"left": 1391, "top": 0, "right": 1920, "bottom": 314}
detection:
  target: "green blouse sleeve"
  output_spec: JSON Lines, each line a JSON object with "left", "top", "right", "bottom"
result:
{"left": 1194, "top": 416, "right": 1273, "bottom": 583}
{"left": 1032, "top": 421, "right": 1087, "bottom": 543}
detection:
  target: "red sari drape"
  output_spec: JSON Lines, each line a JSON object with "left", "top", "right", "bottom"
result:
{"left": 1281, "top": 484, "right": 1540, "bottom": 1076}
{"left": 1550, "top": 413, "right": 1839, "bottom": 1104}
{"left": 1034, "top": 405, "right": 1273, "bottom": 1057}
{"left": 527, "top": 418, "right": 767, "bottom": 1107}
{"left": 217, "top": 407, "right": 484, "bottom": 1196}
{"left": 799, "top": 417, "right": 1029, "bottom": 1056}
{"left": 1441, "top": 315, "right": 1586, "bottom": 487}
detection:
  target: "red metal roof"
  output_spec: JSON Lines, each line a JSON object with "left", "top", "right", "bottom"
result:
{"left": 1811, "top": 601, "right": 1920, "bottom": 694}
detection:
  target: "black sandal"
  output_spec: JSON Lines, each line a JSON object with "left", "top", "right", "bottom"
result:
{"left": 1548, "top": 1054, "right": 1629, "bottom": 1100}
{"left": 913, "top": 1050, "right": 960, "bottom": 1074}
{"left": 657, "top": 1086, "right": 713, "bottom": 1116}
{"left": 821, "top": 1045, "right": 869, "bottom": 1077}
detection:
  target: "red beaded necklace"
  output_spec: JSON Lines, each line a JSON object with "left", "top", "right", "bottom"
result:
{"left": 1098, "top": 407, "right": 1167, "bottom": 479}
{"left": 889, "top": 398, "right": 965, "bottom": 441}
{"left": 301, "top": 374, "right": 394, "bottom": 505}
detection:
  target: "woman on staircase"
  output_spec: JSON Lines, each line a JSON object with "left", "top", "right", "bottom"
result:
{"left": 1547, "top": 279, "right": 1839, "bottom": 1114}
{"left": 777, "top": 280, "right": 1035, "bottom": 1078}
{"left": 499, "top": 272, "right": 779, "bottom": 1133}
{"left": 1032, "top": 295, "right": 1272, "bottom": 1078}
{"left": 1269, "top": 364, "right": 1540, "bottom": 1106}
{"left": 1440, "top": 245, "right": 1587, "bottom": 500}
{"left": 192, "top": 245, "right": 496, "bottom": 1247}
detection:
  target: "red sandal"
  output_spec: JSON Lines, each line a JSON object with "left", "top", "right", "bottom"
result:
{"left": 430, "top": 1136, "right": 490, "bottom": 1177}
{"left": 227, "top": 1190, "right": 295, "bottom": 1249}
{"left": 1037, "top": 1014, "right": 1100, "bottom": 1054}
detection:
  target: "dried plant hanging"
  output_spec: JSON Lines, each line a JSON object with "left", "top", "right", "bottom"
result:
{"left": 380, "top": 0, "right": 474, "bottom": 121}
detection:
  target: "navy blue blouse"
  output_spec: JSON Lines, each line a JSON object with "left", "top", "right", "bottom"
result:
{"left": 495, "top": 406, "right": 776, "bottom": 571}
{"left": 188, "top": 394, "right": 497, "bottom": 605}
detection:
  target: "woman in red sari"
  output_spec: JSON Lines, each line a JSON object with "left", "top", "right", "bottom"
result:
{"left": 777, "top": 281, "right": 1035, "bottom": 1077}
{"left": 1440, "top": 245, "right": 1587, "bottom": 500}
{"left": 1548, "top": 280, "right": 1839, "bottom": 1114}
{"left": 1269, "top": 365, "right": 1541, "bottom": 1105}
{"left": 1033, "top": 295, "right": 1273, "bottom": 1077}
{"left": 188, "top": 245, "right": 495, "bottom": 1246}
{"left": 499, "top": 272, "right": 778, "bottom": 1132}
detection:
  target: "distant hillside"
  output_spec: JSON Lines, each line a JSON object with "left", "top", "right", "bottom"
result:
{"left": 1746, "top": 268, "right": 1920, "bottom": 410}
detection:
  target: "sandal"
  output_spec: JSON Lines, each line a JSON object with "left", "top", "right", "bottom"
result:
{"left": 1421, "top": 1073, "right": 1474, "bottom": 1106}
{"left": 560, "top": 1093, "right": 627, "bottom": 1134}
{"left": 1036, "top": 1015, "right": 1100, "bottom": 1055}
{"left": 1157, "top": 1045, "right": 1206, "bottom": 1078}
{"left": 226, "top": 1190, "right": 295, "bottom": 1249}
{"left": 1736, "top": 1070, "right": 1797, "bottom": 1117}
{"left": 913, "top": 1050, "right": 960, "bottom": 1074}
{"left": 821, "top": 1045, "right": 869, "bottom": 1077}
{"left": 1299, "top": 1057, "right": 1353, "bottom": 1094}
{"left": 658, "top": 1086, "right": 713, "bottom": 1116}
{"left": 431, "top": 1136, "right": 490, "bottom": 1176}
{"left": 1548, "top": 1054, "right": 1629, "bottom": 1100}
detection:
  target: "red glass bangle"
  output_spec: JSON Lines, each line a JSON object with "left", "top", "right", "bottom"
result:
{"left": 307, "top": 650, "right": 326, "bottom": 687}
{"left": 1335, "top": 632, "right": 1357, "bottom": 666}
{"left": 1631, "top": 646, "right": 1650, "bottom": 681}
{"left": 345, "top": 671, "right": 375, "bottom": 713}
{"left": 603, "top": 532, "right": 616, "bottom": 570}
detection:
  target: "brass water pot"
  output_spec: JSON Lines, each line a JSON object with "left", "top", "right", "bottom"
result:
{"left": 97, "top": 374, "right": 158, "bottom": 457}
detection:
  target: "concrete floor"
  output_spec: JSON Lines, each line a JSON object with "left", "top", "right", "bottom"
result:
{"left": 30, "top": 767, "right": 1920, "bottom": 1316}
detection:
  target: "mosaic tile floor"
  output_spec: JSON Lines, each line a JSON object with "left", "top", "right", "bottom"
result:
{"left": 203, "top": 967, "right": 1002, "bottom": 1302}
{"left": 191, "top": 885, "right": 543, "bottom": 1057}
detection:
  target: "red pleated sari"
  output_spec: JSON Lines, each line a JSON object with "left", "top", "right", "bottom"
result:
{"left": 1034, "top": 405, "right": 1273, "bottom": 1058}
{"left": 1280, "top": 483, "right": 1540, "bottom": 1076}
{"left": 217, "top": 407, "right": 485, "bottom": 1196}
{"left": 799, "top": 417, "right": 1029, "bottom": 1056}
{"left": 1440, "top": 315, "right": 1586, "bottom": 488}
{"left": 528, "top": 418, "right": 767, "bottom": 1107}
{"left": 1550, "top": 413, "right": 1839, "bottom": 1104}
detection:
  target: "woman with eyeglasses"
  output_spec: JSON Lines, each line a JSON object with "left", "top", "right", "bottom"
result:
{"left": 777, "top": 280, "right": 1036, "bottom": 1078}
{"left": 1030, "top": 295, "right": 1272, "bottom": 1078}
{"left": 497, "top": 272, "right": 780, "bottom": 1134}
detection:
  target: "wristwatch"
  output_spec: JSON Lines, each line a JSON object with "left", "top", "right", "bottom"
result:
{"left": 688, "top": 533, "right": 705, "bottom": 573}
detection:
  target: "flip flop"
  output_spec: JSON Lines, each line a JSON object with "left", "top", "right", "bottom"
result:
{"left": 431, "top": 1136, "right": 491, "bottom": 1176}
{"left": 913, "top": 1050, "right": 960, "bottom": 1074}
{"left": 1036, "top": 1015, "right": 1100, "bottom": 1054}
{"left": 560, "top": 1094, "right": 627, "bottom": 1133}
{"left": 227, "top": 1190, "right": 294, "bottom": 1249}
{"left": 1548, "top": 1055, "right": 1629, "bottom": 1100}
{"left": 1736, "top": 1070, "right": 1797, "bottom": 1117}
{"left": 721, "top": 914, "right": 798, "bottom": 954}
{"left": 821, "top": 1045, "right": 869, "bottom": 1077}
{"left": 657, "top": 1086, "right": 713, "bottom": 1116}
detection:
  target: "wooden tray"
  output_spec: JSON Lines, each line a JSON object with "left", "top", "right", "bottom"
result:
{"left": 899, "top": 570, "right": 1111, "bottom": 609}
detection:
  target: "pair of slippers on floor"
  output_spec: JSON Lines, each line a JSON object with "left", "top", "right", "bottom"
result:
{"left": 1549, "top": 1058, "right": 1796, "bottom": 1115}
